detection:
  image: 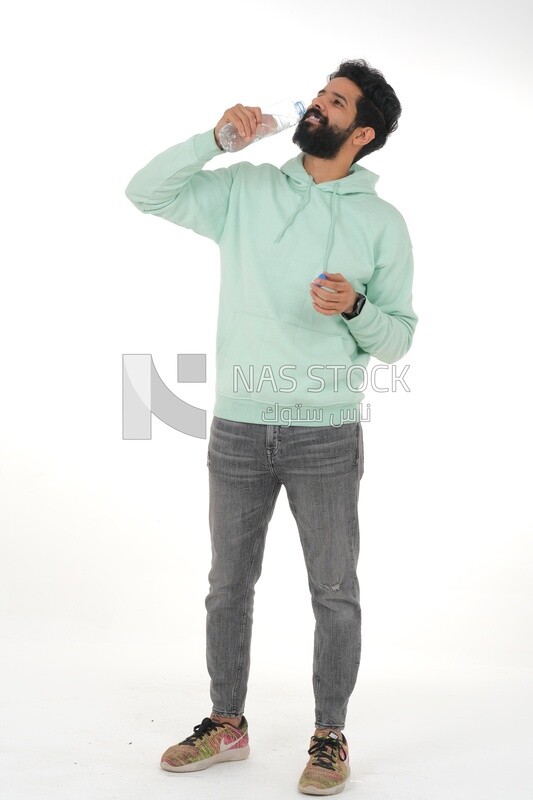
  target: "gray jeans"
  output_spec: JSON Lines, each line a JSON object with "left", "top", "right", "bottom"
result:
{"left": 205, "top": 415, "right": 364, "bottom": 729}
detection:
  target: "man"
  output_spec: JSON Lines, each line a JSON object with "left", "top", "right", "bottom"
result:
{"left": 125, "top": 59, "right": 417, "bottom": 795}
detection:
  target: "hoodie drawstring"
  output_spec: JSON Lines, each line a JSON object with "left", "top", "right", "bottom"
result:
{"left": 275, "top": 181, "right": 339, "bottom": 271}
{"left": 322, "top": 183, "right": 339, "bottom": 269}
{"left": 274, "top": 180, "right": 313, "bottom": 244}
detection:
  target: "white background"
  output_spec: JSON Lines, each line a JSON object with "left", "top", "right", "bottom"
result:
{"left": 1, "top": 1, "right": 532, "bottom": 798}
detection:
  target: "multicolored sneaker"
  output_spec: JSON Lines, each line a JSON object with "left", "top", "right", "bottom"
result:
{"left": 160, "top": 715, "right": 250, "bottom": 773}
{"left": 298, "top": 730, "right": 350, "bottom": 795}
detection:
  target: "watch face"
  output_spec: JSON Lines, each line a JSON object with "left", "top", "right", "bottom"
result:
{"left": 355, "top": 295, "right": 366, "bottom": 314}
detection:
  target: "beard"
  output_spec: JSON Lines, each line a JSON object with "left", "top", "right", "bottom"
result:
{"left": 292, "top": 108, "right": 357, "bottom": 159}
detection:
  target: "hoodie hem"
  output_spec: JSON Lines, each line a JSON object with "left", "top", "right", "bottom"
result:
{"left": 213, "top": 395, "right": 362, "bottom": 427}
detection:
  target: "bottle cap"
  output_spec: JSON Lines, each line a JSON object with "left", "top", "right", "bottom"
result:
{"left": 294, "top": 101, "right": 306, "bottom": 118}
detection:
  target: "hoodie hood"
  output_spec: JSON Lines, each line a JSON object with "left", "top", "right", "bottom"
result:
{"left": 279, "top": 152, "right": 379, "bottom": 195}
{"left": 275, "top": 154, "right": 380, "bottom": 266}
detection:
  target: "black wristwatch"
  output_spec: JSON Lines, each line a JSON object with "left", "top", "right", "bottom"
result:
{"left": 341, "top": 293, "right": 367, "bottom": 320}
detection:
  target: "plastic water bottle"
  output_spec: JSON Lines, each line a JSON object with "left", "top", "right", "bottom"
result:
{"left": 218, "top": 99, "right": 306, "bottom": 152}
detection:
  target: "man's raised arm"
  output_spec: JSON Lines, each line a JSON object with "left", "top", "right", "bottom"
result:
{"left": 124, "top": 105, "right": 262, "bottom": 243}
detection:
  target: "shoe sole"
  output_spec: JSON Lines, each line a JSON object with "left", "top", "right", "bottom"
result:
{"left": 298, "top": 765, "right": 350, "bottom": 795}
{"left": 161, "top": 744, "right": 250, "bottom": 773}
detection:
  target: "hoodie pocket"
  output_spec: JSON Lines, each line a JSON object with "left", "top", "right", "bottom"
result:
{"left": 216, "top": 310, "right": 355, "bottom": 407}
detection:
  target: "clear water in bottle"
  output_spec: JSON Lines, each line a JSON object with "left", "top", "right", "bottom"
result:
{"left": 218, "top": 99, "right": 306, "bottom": 152}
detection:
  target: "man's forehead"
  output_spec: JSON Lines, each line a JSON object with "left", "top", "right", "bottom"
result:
{"left": 323, "top": 77, "right": 363, "bottom": 104}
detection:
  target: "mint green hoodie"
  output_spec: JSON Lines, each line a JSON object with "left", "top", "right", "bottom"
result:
{"left": 125, "top": 128, "right": 417, "bottom": 426}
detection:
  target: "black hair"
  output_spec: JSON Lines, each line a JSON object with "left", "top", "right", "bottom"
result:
{"left": 328, "top": 59, "right": 402, "bottom": 163}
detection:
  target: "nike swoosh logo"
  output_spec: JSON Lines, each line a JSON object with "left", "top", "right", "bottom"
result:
{"left": 219, "top": 733, "right": 247, "bottom": 752}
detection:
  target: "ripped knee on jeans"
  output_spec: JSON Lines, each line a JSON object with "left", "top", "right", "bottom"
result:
{"left": 319, "top": 582, "right": 341, "bottom": 592}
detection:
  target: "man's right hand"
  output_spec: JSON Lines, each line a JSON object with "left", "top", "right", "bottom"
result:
{"left": 214, "top": 104, "right": 263, "bottom": 149}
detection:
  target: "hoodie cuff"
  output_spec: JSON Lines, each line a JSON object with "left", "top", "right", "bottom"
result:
{"left": 340, "top": 296, "right": 380, "bottom": 332}
{"left": 193, "top": 129, "right": 226, "bottom": 161}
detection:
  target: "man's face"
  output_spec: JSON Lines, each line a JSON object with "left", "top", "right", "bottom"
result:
{"left": 292, "top": 77, "right": 363, "bottom": 159}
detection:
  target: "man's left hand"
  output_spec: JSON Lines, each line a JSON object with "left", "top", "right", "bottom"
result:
{"left": 309, "top": 272, "right": 357, "bottom": 316}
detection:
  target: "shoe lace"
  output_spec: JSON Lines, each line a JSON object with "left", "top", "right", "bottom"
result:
{"left": 179, "top": 717, "right": 224, "bottom": 746}
{"left": 308, "top": 735, "right": 347, "bottom": 771}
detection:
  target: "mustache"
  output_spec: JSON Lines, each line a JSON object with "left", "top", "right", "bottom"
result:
{"left": 303, "top": 107, "right": 328, "bottom": 125}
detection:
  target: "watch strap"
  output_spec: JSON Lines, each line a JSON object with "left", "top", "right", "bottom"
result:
{"left": 342, "top": 293, "right": 366, "bottom": 320}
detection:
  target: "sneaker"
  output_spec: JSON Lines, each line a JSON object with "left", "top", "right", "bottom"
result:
{"left": 298, "top": 730, "right": 350, "bottom": 795}
{"left": 160, "top": 715, "right": 250, "bottom": 773}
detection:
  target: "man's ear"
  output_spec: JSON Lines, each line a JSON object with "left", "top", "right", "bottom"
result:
{"left": 351, "top": 126, "right": 376, "bottom": 148}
